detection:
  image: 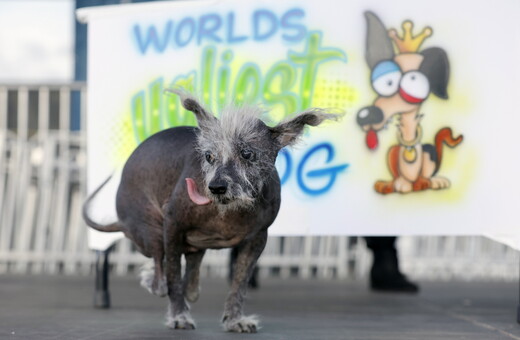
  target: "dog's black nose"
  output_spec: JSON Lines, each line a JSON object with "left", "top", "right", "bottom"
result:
{"left": 356, "top": 106, "right": 384, "bottom": 127}
{"left": 209, "top": 181, "right": 227, "bottom": 195}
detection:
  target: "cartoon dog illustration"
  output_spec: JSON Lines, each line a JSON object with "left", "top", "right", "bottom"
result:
{"left": 357, "top": 12, "right": 463, "bottom": 194}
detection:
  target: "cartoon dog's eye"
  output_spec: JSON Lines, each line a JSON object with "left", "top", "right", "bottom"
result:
{"left": 241, "top": 149, "right": 254, "bottom": 161}
{"left": 205, "top": 151, "right": 215, "bottom": 164}
{"left": 399, "top": 71, "right": 430, "bottom": 103}
{"left": 371, "top": 61, "right": 401, "bottom": 97}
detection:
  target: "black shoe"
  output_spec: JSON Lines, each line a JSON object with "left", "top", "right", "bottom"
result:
{"left": 369, "top": 247, "right": 419, "bottom": 293}
{"left": 370, "top": 272, "right": 419, "bottom": 293}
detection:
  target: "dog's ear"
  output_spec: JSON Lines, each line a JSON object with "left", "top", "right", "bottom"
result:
{"left": 365, "top": 11, "right": 395, "bottom": 69}
{"left": 419, "top": 47, "right": 450, "bottom": 99}
{"left": 270, "top": 109, "right": 339, "bottom": 148}
{"left": 166, "top": 89, "right": 217, "bottom": 129}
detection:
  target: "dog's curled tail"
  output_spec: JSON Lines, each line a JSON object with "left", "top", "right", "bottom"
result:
{"left": 435, "top": 127, "right": 463, "bottom": 169}
{"left": 82, "top": 175, "right": 123, "bottom": 233}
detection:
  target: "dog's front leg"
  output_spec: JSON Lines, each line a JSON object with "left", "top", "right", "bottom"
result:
{"left": 183, "top": 250, "right": 205, "bottom": 302}
{"left": 164, "top": 227, "right": 196, "bottom": 330}
{"left": 222, "top": 230, "right": 267, "bottom": 333}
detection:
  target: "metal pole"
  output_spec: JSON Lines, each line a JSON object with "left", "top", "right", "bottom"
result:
{"left": 517, "top": 255, "right": 520, "bottom": 324}
{"left": 94, "top": 248, "right": 112, "bottom": 308}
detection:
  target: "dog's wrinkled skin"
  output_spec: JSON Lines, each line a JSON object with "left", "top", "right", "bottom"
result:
{"left": 83, "top": 90, "right": 336, "bottom": 333}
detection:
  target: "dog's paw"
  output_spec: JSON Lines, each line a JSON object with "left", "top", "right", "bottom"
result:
{"left": 165, "top": 311, "right": 196, "bottom": 330}
{"left": 431, "top": 176, "right": 450, "bottom": 190}
{"left": 374, "top": 180, "right": 394, "bottom": 194}
{"left": 222, "top": 315, "right": 259, "bottom": 333}
{"left": 394, "top": 177, "right": 412, "bottom": 193}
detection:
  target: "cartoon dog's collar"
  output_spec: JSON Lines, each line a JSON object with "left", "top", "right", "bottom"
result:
{"left": 397, "top": 125, "right": 423, "bottom": 163}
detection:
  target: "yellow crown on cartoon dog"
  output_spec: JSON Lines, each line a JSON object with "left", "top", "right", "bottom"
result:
{"left": 388, "top": 21, "right": 432, "bottom": 53}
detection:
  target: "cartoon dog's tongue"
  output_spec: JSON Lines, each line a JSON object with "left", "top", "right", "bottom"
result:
{"left": 366, "top": 129, "right": 378, "bottom": 150}
{"left": 186, "top": 178, "right": 211, "bottom": 205}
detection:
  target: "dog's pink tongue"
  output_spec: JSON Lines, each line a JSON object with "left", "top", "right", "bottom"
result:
{"left": 185, "top": 178, "right": 211, "bottom": 205}
{"left": 366, "top": 129, "right": 378, "bottom": 150}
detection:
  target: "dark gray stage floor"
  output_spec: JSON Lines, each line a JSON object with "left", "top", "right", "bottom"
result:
{"left": 1, "top": 275, "right": 520, "bottom": 340}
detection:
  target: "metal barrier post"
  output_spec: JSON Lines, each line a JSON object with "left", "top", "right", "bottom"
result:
{"left": 517, "top": 256, "right": 520, "bottom": 324}
{"left": 94, "top": 247, "right": 112, "bottom": 309}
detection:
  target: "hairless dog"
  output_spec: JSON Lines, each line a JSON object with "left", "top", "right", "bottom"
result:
{"left": 83, "top": 90, "right": 337, "bottom": 333}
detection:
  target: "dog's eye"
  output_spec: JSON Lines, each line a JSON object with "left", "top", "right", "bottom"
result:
{"left": 241, "top": 149, "right": 254, "bottom": 161}
{"left": 371, "top": 61, "right": 401, "bottom": 97}
{"left": 205, "top": 151, "right": 215, "bottom": 164}
{"left": 399, "top": 71, "right": 429, "bottom": 103}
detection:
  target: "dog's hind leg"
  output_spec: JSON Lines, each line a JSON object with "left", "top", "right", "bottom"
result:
{"left": 140, "top": 259, "right": 168, "bottom": 296}
{"left": 151, "top": 254, "right": 168, "bottom": 297}
{"left": 139, "top": 237, "right": 167, "bottom": 297}
{"left": 164, "top": 226, "right": 195, "bottom": 330}
{"left": 183, "top": 250, "right": 205, "bottom": 302}
{"left": 222, "top": 230, "right": 267, "bottom": 333}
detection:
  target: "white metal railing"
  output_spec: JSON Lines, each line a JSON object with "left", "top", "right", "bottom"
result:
{"left": 0, "top": 83, "right": 518, "bottom": 281}
{"left": 0, "top": 84, "right": 91, "bottom": 274}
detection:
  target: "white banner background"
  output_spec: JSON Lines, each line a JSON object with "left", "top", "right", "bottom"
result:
{"left": 78, "top": 0, "right": 520, "bottom": 249}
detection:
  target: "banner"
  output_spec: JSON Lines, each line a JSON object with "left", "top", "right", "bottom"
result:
{"left": 78, "top": 0, "right": 520, "bottom": 248}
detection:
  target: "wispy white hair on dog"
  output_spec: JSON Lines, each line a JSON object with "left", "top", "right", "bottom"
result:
{"left": 200, "top": 104, "right": 268, "bottom": 153}
{"left": 165, "top": 88, "right": 341, "bottom": 147}
{"left": 166, "top": 88, "right": 266, "bottom": 140}
{"left": 219, "top": 104, "right": 266, "bottom": 139}
{"left": 270, "top": 108, "right": 342, "bottom": 148}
